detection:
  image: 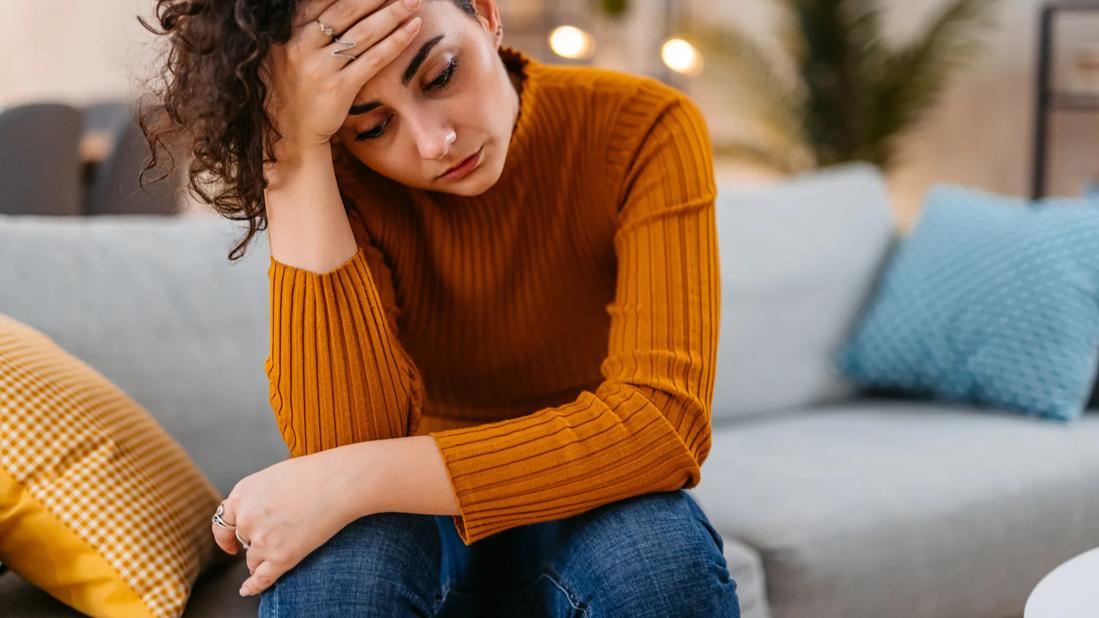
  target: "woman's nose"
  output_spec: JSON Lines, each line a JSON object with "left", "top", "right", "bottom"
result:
{"left": 416, "top": 127, "right": 456, "bottom": 161}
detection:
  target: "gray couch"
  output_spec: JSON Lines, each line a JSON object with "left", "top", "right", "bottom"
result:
{"left": 1, "top": 163, "right": 1096, "bottom": 617}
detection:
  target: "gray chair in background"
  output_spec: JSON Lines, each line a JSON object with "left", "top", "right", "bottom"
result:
{"left": 82, "top": 100, "right": 130, "bottom": 134}
{"left": 0, "top": 103, "right": 83, "bottom": 216}
{"left": 82, "top": 99, "right": 181, "bottom": 216}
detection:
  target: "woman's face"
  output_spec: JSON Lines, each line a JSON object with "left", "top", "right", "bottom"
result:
{"left": 332, "top": 0, "right": 518, "bottom": 196}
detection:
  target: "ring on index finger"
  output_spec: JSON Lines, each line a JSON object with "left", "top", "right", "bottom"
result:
{"left": 211, "top": 501, "right": 237, "bottom": 530}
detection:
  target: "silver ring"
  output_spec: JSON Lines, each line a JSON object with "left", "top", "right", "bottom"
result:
{"left": 316, "top": 19, "right": 335, "bottom": 38}
{"left": 211, "top": 502, "right": 236, "bottom": 530}
{"left": 330, "top": 37, "right": 358, "bottom": 60}
{"left": 235, "top": 529, "right": 251, "bottom": 551}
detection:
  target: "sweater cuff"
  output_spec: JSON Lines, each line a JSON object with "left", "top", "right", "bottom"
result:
{"left": 427, "top": 384, "right": 701, "bottom": 545}
{"left": 268, "top": 245, "right": 364, "bottom": 278}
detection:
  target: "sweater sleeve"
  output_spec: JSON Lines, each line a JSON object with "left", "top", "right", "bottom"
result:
{"left": 428, "top": 94, "right": 721, "bottom": 545}
{"left": 264, "top": 204, "right": 425, "bottom": 458}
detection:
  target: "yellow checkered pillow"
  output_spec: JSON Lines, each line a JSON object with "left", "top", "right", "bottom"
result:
{"left": 0, "top": 313, "right": 226, "bottom": 617}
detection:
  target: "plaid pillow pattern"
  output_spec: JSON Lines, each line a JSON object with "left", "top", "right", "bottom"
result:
{"left": 0, "top": 313, "right": 225, "bottom": 617}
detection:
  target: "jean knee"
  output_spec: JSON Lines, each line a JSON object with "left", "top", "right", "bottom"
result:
{"left": 256, "top": 511, "right": 442, "bottom": 617}
{"left": 551, "top": 491, "right": 740, "bottom": 618}
{"left": 578, "top": 566, "right": 739, "bottom": 618}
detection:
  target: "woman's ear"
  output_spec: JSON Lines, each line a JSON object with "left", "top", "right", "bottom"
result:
{"left": 471, "top": 0, "right": 503, "bottom": 45}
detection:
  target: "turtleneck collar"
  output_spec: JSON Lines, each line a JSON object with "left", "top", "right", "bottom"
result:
{"left": 495, "top": 45, "right": 538, "bottom": 185}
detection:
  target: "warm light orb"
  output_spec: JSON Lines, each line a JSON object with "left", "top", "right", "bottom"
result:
{"left": 661, "top": 37, "right": 703, "bottom": 75}
{"left": 549, "top": 25, "right": 595, "bottom": 60}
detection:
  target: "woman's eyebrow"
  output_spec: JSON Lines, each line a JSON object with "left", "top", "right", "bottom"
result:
{"left": 348, "top": 33, "right": 445, "bottom": 116}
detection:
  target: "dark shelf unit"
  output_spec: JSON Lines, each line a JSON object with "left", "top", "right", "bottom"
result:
{"left": 1031, "top": 1, "right": 1099, "bottom": 199}
{"left": 1051, "top": 91, "right": 1099, "bottom": 110}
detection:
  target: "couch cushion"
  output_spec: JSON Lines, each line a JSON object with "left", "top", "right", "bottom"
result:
{"left": 713, "top": 163, "right": 897, "bottom": 420}
{"left": 0, "top": 214, "right": 285, "bottom": 495}
{"left": 0, "top": 555, "right": 258, "bottom": 617}
{"left": 691, "top": 401, "right": 1099, "bottom": 618}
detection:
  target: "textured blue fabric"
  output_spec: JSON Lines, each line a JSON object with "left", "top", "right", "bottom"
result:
{"left": 836, "top": 185, "right": 1099, "bottom": 422}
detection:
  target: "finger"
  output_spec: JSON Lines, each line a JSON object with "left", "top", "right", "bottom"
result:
{"left": 311, "top": 0, "right": 392, "bottom": 45}
{"left": 212, "top": 522, "right": 241, "bottom": 554}
{"left": 246, "top": 548, "right": 263, "bottom": 575}
{"left": 291, "top": 0, "right": 341, "bottom": 33}
{"left": 240, "top": 560, "right": 281, "bottom": 597}
{"left": 329, "top": 0, "right": 420, "bottom": 54}
{"left": 341, "top": 14, "right": 421, "bottom": 84}
{"left": 211, "top": 502, "right": 242, "bottom": 554}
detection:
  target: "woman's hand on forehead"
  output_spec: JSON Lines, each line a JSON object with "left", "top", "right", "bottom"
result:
{"left": 296, "top": 0, "right": 392, "bottom": 29}
{"left": 263, "top": 0, "right": 422, "bottom": 152}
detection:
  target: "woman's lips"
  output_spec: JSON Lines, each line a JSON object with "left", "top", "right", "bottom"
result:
{"left": 437, "top": 145, "right": 483, "bottom": 181}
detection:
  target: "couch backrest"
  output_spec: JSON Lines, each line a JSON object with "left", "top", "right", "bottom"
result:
{"left": 0, "top": 213, "right": 284, "bottom": 495}
{"left": 712, "top": 162, "right": 899, "bottom": 422}
{"left": 0, "top": 163, "right": 900, "bottom": 486}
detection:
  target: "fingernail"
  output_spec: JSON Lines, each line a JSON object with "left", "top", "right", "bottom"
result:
{"left": 403, "top": 0, "right": 420, "bottom": 9}
{"left": 239, "top": 586, "right": 248, "bottom": 597}
{"left": 404, "top": 16, "right": 421, "bottom": 32}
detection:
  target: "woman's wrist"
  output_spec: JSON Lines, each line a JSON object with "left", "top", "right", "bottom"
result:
{"left": 262, "top": 142, "right": 359, "bottom": 273}
{"left": 317, "top": 440, "right": 389, "bottom": 522}
{"left": 320, "top": 436, "right": 461, "bottom": 521}
{"left": 263, "top": 139, "right": 333, "bottom": 187}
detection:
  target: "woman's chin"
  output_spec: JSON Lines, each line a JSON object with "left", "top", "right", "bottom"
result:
{"left": 456, "top": 173, "right": 500, "bottom": 196}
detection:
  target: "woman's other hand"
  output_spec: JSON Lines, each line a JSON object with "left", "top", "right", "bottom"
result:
{"left": 260, "top": 0, "right": 423, "bottom": 158}
{"left": 211, "top": 450, "right": 364, "bottom": 597}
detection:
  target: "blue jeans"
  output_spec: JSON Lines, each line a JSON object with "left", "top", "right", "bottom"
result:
{"left": 258, "top": 489, "right": 740, "bottom": 617}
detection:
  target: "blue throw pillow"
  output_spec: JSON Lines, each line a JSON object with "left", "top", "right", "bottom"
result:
{"left": 836, "top": 184, "right": 1099, "bottom": 422}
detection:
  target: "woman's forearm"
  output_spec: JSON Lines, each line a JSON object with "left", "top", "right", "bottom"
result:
{"left": 327, "top": 435, "right": 461, "bottom": 519}
{"left": 263, "top": 140, "right": 425, "bottom": 455}
{"left": 263, "top": 143, "right": 358, "bottom": 274}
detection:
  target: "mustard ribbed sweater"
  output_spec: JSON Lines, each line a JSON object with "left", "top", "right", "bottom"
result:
{"left": 265, "top": 46, "right": 721, "bottom": 545}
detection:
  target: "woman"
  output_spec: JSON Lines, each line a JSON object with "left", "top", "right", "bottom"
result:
{"left": 141, "top": 0, "right": 738, "bottom": 615}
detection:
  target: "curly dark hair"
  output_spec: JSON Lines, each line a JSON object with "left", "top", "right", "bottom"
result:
{"left": 136, "top": 0, "right": 477, "bottom": 261}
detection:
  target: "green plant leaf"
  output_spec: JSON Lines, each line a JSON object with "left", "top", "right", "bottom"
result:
{"left": 869, "top": 0, "right": 999, "bottom": 167}
{"left": 597, "top": 0, "right": 630, "bottom": 19}
{"left": 684, "top": 23, "right": 809, "bottom": 165}
{"left": 686, "top": 0, "right": 997, "bottom": 171}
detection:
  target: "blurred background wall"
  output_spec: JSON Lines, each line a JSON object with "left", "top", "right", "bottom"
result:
{"left": 2, "top": 0, "right": 1095, "bottom": 228}
{"left": 0, "top": 1, "right": 156, "bottom": 108}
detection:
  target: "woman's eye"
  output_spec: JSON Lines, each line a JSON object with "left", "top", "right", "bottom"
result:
{"left": 354, "top": 58, "right": 458, "bottom": 142}
{"left": 426, "top": 58, "right": 458, "bottom": 91}
{"left": 355, "top": 116, "right": 390, "bottom": 142}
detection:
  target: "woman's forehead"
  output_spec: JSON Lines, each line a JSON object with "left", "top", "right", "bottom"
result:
{"left": 345, "top": 21, "right": 462, "bottom": 113}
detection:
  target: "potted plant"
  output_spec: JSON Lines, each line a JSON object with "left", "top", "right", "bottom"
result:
{"left": 685, "top": 0, "right": 1000, "bottom": 172}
